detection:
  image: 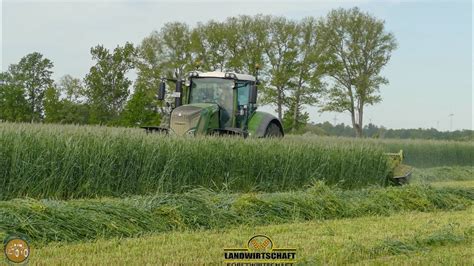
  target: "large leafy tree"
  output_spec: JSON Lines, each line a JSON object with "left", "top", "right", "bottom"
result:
{"left": 192, "top": 20, "right": 231, "bottom": 71}
{"left": 8, "top": 52, "right": 54, "bottom": 122}
{"left": 43, "top": 75, "right": 89, "bottom": 124}
{"left": 261, "top": 17, "right": 300, "bottom": 121}
{"left": 58, "top": 75, "right": 84, "bottom": 103}
{"left": 120, "top": 83, "right": 161, "bottom": 127}
{"left": 317, "top": 8, "right": 397, "bottom": 137}
{"left": 129, "top": 31, "right": 170, "bottom": 126}
{"left": 43, "top": 85, "right": 63, "bottom": 123}
{"left": 158, "top": 22, "right": 195, "bottom": 78}
{"left": 84, "top": 43, "right": 135, "bottom": 124}
{"left": 285, "top": 17, "right": 324, "bottom": 132}
{"left": 0, "top": 72, "right": 29, "bottom": 122}
{"left": 283, "top": 100, "right": 310, "bottom": 133}
{"left": 225, "top": 15, "right": 270, "bottom": 74}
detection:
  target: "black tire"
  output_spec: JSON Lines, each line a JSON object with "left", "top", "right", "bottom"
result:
{"left": 264, "top": 122, "right": 283, "bottom": 138}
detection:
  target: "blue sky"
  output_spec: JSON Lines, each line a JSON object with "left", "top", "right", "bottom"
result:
{"left": 1, "top": 0, "right": 472, "bottom": 130}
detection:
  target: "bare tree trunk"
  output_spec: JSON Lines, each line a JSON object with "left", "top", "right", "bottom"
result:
{"left": 30, "top": 91, "right": 35, "bottom": 123}
{"left": 357, "top": 105, "right": 364, "bottom": 138}
{"left": 292, "top": 94, "right": 300, "bottom": 132}
{"left": 277, "top": 87, "right": 283, "bottom": 121}
{"left": 351, "top": 109, "right": 362, "bottom": 138}
{"left": 350, "top": 109, "right": 361, "bottom": 138}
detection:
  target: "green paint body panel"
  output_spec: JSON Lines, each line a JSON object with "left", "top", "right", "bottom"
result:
{"left": 247, "top": 111, "right": 283, "bottom": 138}
{"left": 181, "top": 103, "right": 219, "bottom": 136}
{"left": 169, "top": 103, "right": 282, "bottom": 137}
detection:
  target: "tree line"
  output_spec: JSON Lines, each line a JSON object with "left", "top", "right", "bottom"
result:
{"left": 304, "top": 122, "right": 473, "bottom": 141}
{"left": 0, "top": 8, "right": 397, "bottom": 136}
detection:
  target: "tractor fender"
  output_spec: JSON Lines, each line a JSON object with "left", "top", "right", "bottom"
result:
{"left": 247, "top": 111, "right": 284, "bottom": 137}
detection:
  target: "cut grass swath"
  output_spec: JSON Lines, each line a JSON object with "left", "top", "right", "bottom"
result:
{"left": 0, "top": 183, "right": 471, "bottom": 245}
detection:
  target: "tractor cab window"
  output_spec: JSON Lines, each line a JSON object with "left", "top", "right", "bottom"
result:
{"left": 237, "top": 81, "right": 250, "bottom": 106}
{"left": 190, "top": 78, "right": 234, "bottom": 126}
{"left": 190, "top": 78, "right": 234, "bottom": 108}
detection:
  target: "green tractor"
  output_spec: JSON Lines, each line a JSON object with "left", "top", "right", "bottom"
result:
{"left": 142, "top": 70, "right": 284, "bottom": 138}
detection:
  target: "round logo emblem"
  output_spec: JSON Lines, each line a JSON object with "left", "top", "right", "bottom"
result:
{"left": 4, "top": 235, "right": 30, "bottom": 264}
{"left": 247, "top": 235, "right": 273, "bottom": 252}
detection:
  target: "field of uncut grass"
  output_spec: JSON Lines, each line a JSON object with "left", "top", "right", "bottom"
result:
{"left": 0, "top": 123, "right": 392, "bottom": 199}
{"left": 2, "top": 122, "right": 473, "bottom": 200}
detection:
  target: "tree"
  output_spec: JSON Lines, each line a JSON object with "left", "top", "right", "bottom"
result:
{"left": 44, "top": 75, "right": 90, "bottom": 124}
{"left": 120, "top": 83, "right": 161, "bottom": 127}
{"left": 286, "top": 17, "right": 324, "bottom": 132}
{"left": 283, "top": 100, "right": 310, "bottom": 133}
{"left": 84, "top": 43, "right": 135, "bottom": 124}
{"left": 261, "top": 17, "right": 300, "bottom": 121}
{"left": 58, "top": 75, "right": 84, "bottom": 103}
{"left": 132, "top": 31, "right": 171, "bottom": 126}
{"left": 158, "top": 22, "right": 194, "bottom": 78}
{"left": 225, "top": 15, "right": 270, "bottom": 74}
{"left": 8, "top": 52, "right": 54, "bottom": 122}
{"left": 317, "top": 8, "right": 397, "bottom": 137}
{"left": 0, "top": 72, "right": 29, "bottom": 122}
{"left": 43, "top": 86, "right": 63, "bottom": 123}
{"left": 192, "top": 20, "right": 231, "bottom": 71}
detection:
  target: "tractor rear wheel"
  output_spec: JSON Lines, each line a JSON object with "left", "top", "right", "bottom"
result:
{"left": 264, "top": 122, "right": 283, "bottom": 138}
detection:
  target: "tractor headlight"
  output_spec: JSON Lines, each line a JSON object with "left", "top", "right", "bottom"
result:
{"left": 186, "top": 128, "right": 196, "bottom": 136}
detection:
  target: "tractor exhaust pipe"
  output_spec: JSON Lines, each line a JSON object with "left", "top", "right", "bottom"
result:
{"left": 175, "top": 78, "right": 182, "bottom": 107}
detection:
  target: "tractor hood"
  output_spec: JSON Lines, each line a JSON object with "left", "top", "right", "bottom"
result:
{"left": 169, "top": 103, "right": 219, "bottom": 136}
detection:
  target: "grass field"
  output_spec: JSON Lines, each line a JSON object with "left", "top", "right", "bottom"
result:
{"left": 0, "top": 123, "right": 472, "bottom": 265}
{"left": 1, "top": 183, "right": 471, "bottom": 244}
{"left": 21, "top": 207, "right": 473, "bottom": 265}
{"left": 0, "top": 167, "right": 472, "bottom": 265}
{"left": 0, "top": 123, "right": 391, "bottom": 199}
{"left": 2, "top": 123, "right": 473, "bottom": 200}
{"left": 371, "top": 138, "right": 473, "bottom": 168}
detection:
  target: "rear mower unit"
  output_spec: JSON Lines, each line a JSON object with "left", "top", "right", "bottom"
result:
{"left": 386, "top": 150, "right": 413, "bottom": 185}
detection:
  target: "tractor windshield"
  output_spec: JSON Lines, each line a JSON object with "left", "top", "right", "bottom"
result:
{"left": 190, "top": 78, "right": 234, "bottom": 113}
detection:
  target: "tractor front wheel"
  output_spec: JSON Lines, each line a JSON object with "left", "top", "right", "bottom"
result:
{"left": 264, "top": 122, "right": 283, "bottom": 138}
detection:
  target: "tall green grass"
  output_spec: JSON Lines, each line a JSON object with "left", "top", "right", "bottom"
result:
{"left": 0, "top": 123, "right": 390, "bottom": 199}
{"left": 285, "top": 136, "right": 474, "bottom": 168}
{"left": 377, "top": 138, "right": 474, "bottom": 168}
{"left": 0, "top": 184, "right": 471, "bottom": 245}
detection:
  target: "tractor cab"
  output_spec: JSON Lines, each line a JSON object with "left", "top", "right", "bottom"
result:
{"left": 143, "top": 71, "right": 283, "bottom": 138}
{"left": 187, "top": 72, "right": 257, "bottom": 130}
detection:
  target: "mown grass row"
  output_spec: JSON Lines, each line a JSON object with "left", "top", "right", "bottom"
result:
{"left": 0, "top": 183, "right": 471, "bottom": 245}
{"left": 29, "top": 208, "right": 473, "bottom": 265}
{"left": 0, "top": 123, "right": 391, "bottom": 200}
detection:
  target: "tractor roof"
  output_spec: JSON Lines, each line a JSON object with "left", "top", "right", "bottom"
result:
{"left": 195, "top": 71, "right": 256, "bottom": 82}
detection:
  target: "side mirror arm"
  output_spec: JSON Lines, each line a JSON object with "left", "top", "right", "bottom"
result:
{"left": 249, "top": 83, "right": 258, "bottom": 104}
{"left": 158, "top": 79, "right": 166, "bottom": 100}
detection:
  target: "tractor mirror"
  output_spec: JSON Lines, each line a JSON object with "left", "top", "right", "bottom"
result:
{"left": 249, "top": 83, "right": 257, "bottom": 104}
{"left": 158, "top": 80, "right": 166, "bottom": 100}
